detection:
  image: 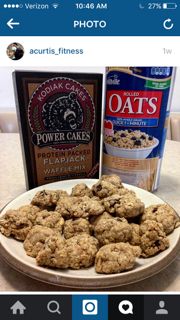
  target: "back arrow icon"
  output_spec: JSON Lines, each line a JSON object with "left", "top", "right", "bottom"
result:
{"left": 7, "top": 18, "right": 20, "bottom": 29}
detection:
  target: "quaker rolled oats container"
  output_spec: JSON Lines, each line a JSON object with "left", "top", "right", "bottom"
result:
{"left": 13, "top": 71, "right": 102, "bottom": 189}
{"left": 103, "top": 67, "right": 176, "bottom": 191}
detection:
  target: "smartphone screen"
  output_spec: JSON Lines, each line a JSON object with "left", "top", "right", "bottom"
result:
{"left": 0, "top": 1, "right": 180, "bottom": 319}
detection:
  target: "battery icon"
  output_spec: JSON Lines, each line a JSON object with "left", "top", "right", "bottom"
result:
{"left": 163, "top": 3, "right": 178, "bottom": 9}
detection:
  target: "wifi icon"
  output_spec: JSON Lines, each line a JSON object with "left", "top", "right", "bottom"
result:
{"left": 52, "top": 3, "right": 59, "bottom": 9}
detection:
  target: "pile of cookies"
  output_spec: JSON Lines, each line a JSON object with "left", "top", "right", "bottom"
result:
{"left": 0, "top": 175, "right": 179, "bottom": 274}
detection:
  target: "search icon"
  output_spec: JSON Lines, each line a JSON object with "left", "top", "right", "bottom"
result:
{"left": 47, "top": 300, "right": 61, "bottom": 315}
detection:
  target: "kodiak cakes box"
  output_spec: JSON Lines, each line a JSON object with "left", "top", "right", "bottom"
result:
{"left": 13, "top": 71, "right": 103, "bottom": 189}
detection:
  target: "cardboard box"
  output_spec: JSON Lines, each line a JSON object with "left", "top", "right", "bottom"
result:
{"left": 13, "top": 71, "right": 103, "bottom": 189}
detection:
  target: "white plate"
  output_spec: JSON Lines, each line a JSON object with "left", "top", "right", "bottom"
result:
{"left": 0, "top": 179, "right": 180, "bottom": 289}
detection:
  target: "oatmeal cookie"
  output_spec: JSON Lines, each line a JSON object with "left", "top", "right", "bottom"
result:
{"left": 64, "top": 218, "right": 91, "bottom": 239}
{"left": 35, "top": 210, "right": 64, "bottom": 233}
{"left": 101, "top": 174, "right": 123, "bottom": 188}
{"left": 129, "top": 223, "right": 141, "bottom": 246}
{"left": 103, "top": 193, "right": 144, "bottom": 218}
{"left": 66, "top": 234, "right": 99, "bottom": 269}
{"left": 71, "top": 183, "right": 93, "bottom": 197}
{"left": 31, "top": 189, "right": 68, "bottom": 209}
{"left": 117, "top": 188, "right": 136, "bottom": 197}
{"left": 17, "top": 205, "right": 40, "bottom": 222}
{"left": 95, "top": 242, "right": 141, "bottom": 274}
{"left": 56, "top": 196, "right": 79, "bottom": 219}
{"left": 24, "top": 225, "right": 55, "bottom": 257}
{"left": 36, "top": 234, "right": 98, "bottom": 270}
{"left": 141, "top": 204, "right": 179, "bottom": 235}
{"left": 140, "top": 220, "right": 169, "bottom": 257}
{"left": 0, "top": 205, "right": 40, "bottom": 241}
{"left": 56, "top": 196, "right": 104, "bottom": 219}
{"left": 90, "top": 196, "right": 103, "bottom": 202}
{"left": 71, "top": 196, "right": 104, "bottom": 217}
{"left": 94, "top": 217, "right": 132, "bottom": 246}
{"left": 91, "top": 180, "right": 120, "bottom": 199}
{"left": 90, "top": 211, "right": 112, "bottom": 228}
{"left": 36, "top": 235, "right": 68, "bottom": 268}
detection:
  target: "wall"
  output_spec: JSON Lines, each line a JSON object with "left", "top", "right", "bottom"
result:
{"left": 0, "top": 66, "right": 179, "bottom": 112}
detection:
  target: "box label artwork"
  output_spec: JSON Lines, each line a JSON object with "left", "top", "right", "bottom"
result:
{"left": 28, "top": 78, "right": 95, "bottom": 148}
{"left": 14, "top": 71, "right": 102, "bottom": 189}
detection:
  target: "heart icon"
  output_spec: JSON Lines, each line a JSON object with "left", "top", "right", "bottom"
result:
{"left": 118, "top": 300, "right": 133, "bottom": 315}
{"left": 122, "top": 304, "right": 129, "bottom": 311}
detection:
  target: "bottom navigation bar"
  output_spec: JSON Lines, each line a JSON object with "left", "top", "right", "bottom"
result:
{"left": 0, "top": 294, "right": 179, "bottom": 319}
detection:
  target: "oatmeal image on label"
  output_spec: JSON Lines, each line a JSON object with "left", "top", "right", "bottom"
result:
{"left": 104, "top": 128, "right": 159, "bottom": 159}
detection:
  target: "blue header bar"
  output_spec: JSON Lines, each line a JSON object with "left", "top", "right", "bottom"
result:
{"left": 0, "top": 0, "right": 179, "bottom": 36}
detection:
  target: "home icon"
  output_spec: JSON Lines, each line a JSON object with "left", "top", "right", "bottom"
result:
{"left": 10, "top": 300, "right": 26, "bottom": 315}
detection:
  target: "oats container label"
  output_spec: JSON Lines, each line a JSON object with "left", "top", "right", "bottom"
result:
{"left": 103, "top": 67, "right": 175, "bottom": 191}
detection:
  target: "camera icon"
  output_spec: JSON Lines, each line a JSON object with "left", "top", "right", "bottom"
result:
{"left": 82, "top": 300, "right": 98, "bottom": 315}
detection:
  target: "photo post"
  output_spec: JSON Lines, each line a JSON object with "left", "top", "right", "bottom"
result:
{"left": 0, "top": 1, "right": 180, "bottom": 318}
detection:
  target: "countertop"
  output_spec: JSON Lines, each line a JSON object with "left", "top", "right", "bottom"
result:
{"left": 0, "top": 133, "right": 180, "bottom": 291}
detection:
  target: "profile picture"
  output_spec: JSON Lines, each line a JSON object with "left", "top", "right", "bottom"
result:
{"left": 6, "top": 42, "right": 24, "bottom": 60}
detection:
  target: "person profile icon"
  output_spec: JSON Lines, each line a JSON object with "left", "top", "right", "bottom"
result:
{"left": 155, "top": 301, "right": 168, "bottom": 315}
